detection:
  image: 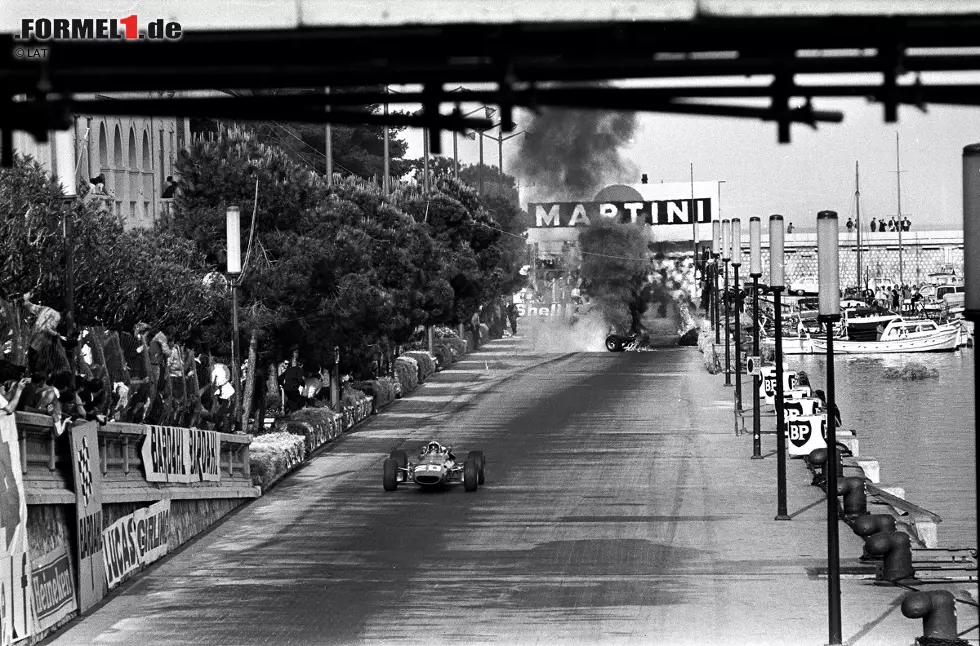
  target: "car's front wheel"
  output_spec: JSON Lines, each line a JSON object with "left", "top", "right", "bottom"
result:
{"left": 463, "top": 459, "right": 479, "bottom": 492}
{"left": 605, "top": 335, "right": 622, "bottom": 352}
{"left": 467, "top": 450, "right": 486, "bottom": 485}
{"left": 390, "top": 450, "right": 408, "bottom": 469}
{"left": 382, "top": 458, "right": 399, "bottom": 491}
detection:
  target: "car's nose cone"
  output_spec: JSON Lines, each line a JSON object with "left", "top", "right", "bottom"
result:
{"left": 413, "top": 464, "right": 445, "bottom": 485}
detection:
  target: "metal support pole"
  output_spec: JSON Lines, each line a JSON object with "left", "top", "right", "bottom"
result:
{"left": 733, "top": 264, "right": 743, "bottom": 409}
{"left": 713, "top": 258, "right": 721, "bottom": 345}
{"left": 453, "top": 130, "right": 459, "bottom": 179}
{"left": 773, "top": 287, "right": 790, "bottom": 520}
{"left": 821, "top": 314, "right": 843, "bottom": 645}
{"left": 64, "top": 209, "right": 75, "bottom": 338}
{"left": 423, "top": 128, "right": 430, "bottom": 193}
{"left": 230, "top": 281, "right": 242, "bottom": 431}
{"left": 324, "top": 87, "right": 332, "bottom": 186}
{"left": 723, "top": 259, "right": 732, "bottom": 387}
{"left": 751, "top": 274, "right": 762, "bottom": 459}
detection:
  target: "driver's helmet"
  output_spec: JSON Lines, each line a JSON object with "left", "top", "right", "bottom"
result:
{"left": 426, "top": 441, "right": 441, "bottom": 453}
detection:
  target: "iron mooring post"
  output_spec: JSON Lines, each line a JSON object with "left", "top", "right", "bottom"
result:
{"left": 751, "top": 274, "right": 762, "bottom": 459}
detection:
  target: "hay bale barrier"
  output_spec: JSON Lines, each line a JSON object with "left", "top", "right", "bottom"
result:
{"left": 404, "top": 350, "right": 437, "bottom": 382}
{"left": 351, "top": 377, "right": 398, "bottom": 412}
{"left": 249, "top": 432, "right": 308, "bottom": 491}
{"left": 883, "top": 362, "right": 940, "bottom": 380}
{"left": 394, "top": 355, "right": 420, "bottom": 394}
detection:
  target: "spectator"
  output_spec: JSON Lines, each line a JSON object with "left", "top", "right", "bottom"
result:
{"left": 15, "top": 371, "right": 46, "bottom": 412}
{"left": 210, "top": 364, "right": 236, "bottom": 432}
{"left": 470, "top": 308, "right": 482, "bottom": 350}
{"left": 845, "top": 218, "right": 854, "bottom": 231}
{"left": 888, "top": 217, "right": 897, "bottom": 232}
{"left": 786, "top": 222, "right": 795, "bottom": 234}
{"left": 162, "top": 176, "right": 177, "bottom": 199}
{"left": 22, "top": 292, "right": 63, "bottom": 373}
{"left": 149, "top": 324, "right": 174, "bottom": 390}
{"left": 507, "top": 302, "right": 519, "bottom": 335}
{"left": 0, "top": 366, "right": 31, "bottom": 415}
{"left": 891, "top": 287, "right": 900, "bottom": 311}
{"left": 813, "top": 389, "right": 842, "bottom": 428}
{"left": 870, "top": 219, "right": 877, "bottom": 232}
{"left": 879, "top": 218, "right": 887, "bottom": 232}
{"left": 88, "top": 173, "right": 107, "bottom": 194}
{"left": 279, "top": 360, "right": 307, "bottom": 414}
{"left": 902, "top": 216, "right": 911, "bottom": 232}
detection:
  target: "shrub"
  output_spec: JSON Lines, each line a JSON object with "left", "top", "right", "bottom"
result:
{"left": 249, "top": 432, "right": 307, "bottom": 490}
{"left": 394, "top": 356, "right": 419, "bottom": 393}
{"left": 479, "top": 323, "right": 490, "bottom": 343}
{"left": 434, "top": 325, "right": 459, "bottom": 339}
{"left": 404, "top": 350, "right": 437, "bottom": 381}
{"left": 430, "top": 343, "right": 452, "bottom": 369}
{"left": 351, "top": 378, "right": 397, "bottom": 411}
{"left": 437, "top": 336, "right": 466, "bottom": 361}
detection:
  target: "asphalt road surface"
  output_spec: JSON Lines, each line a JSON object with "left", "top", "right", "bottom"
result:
{"left": 47, "top": 346, "right": 811, "bottom": 646}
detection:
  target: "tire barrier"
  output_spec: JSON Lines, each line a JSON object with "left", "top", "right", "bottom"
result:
{"left": 901, "top": 590, "right": 970, "bottom": 646}
{"left": 851, "top": 514, "right": 897, "bottom": 561}
{"left": 836, "top": 476, "right": 868, "bottom": 518}
{"left": 866, "top": 531, "right": 914, "bottom": 581}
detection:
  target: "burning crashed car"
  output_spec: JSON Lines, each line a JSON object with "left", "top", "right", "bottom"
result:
{"left": 382, "top": 441, "right": 486, "bottom": 492}
{"left": 604, "top": 334, "right": 637, "bottom": 352}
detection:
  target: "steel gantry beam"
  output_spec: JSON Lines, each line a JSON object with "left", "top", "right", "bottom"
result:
{"left": 5, "top": 12, "right": 980, "bottom": 159}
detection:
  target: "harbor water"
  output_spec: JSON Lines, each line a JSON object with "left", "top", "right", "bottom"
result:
{"left": 788, "top": 349, "right": 977, "bottom": 550}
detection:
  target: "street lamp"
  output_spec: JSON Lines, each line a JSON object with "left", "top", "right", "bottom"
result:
{"left": 750, "top": 216, "right": 763, "bottom": 460}
{"left": 52, "top": 127, "right": 77, "bottom": 336}
{"left": 479, "top": 125, "right": 525, "bottom": 178}
{"left": 457, "top": 105, "right": 494, "bottom": 179}
{"left": 770, "top": 214, "right": 791, "bottom": 522}
{"left": 962, "top": 145, "right": 980, "bottom": 609}
{"left": 731, "top": 218, "right": 743, "bottom": 411}
{"left": 226, "top": 206, "right": 243, "bottom": 430}
{"left": 817, "top": 209, "right": 843, "bottom": 646}
{"left": 721, "top": 219, "right": 732, "bottom": 387}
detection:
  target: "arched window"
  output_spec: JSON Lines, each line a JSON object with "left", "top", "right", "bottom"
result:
{"left": 98, "top": 124, "right": 108, "bottom": 169}
{"left": 142, "top": 131, "right": 151, "bottom": 169}
{"left": 128, "top": 128, "right": 138, "bottom": 169}
{"left": 113, "top": 125, "right": 123, "bottom": 167}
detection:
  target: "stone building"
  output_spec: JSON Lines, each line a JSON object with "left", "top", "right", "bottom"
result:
{"left": 13, "top": 101, "right": 189, "bottom": 229}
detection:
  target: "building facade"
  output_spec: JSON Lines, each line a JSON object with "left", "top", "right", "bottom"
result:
{"left": 13, "top": 100, "right": 188, "bottom": 229}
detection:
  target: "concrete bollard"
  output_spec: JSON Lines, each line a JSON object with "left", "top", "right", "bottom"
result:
{"left": 852, "top": 514, "right": 897, "bottom": 560}
{"left": 901, "top": 590, "right": 968, "bottom": 644}
{"left": 836, "top": 476, "right": 868, "bottom": 517}
{"left": 866, "top": 531, "right": 914, "bottom": 581}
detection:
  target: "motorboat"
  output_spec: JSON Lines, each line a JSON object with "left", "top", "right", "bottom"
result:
{"left": 811, "top": 317, "right": 961, "bottom": 354}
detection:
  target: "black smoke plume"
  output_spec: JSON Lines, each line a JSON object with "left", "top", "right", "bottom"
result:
{"left": 514, "top": 102, "right": 637, "bottom": 201}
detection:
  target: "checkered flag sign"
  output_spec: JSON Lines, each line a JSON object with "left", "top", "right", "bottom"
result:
{"left": 76, "top": 436, "right": 93, "bottom": 508}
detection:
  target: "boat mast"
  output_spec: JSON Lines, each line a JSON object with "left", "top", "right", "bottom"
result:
{"left": 855, "top": 161, "right": 862, "bottom": 290}
{"left": 895, "top": 132, "right": 905, "bottom": 287}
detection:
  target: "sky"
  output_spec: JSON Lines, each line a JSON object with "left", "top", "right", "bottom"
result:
{"left": 5, "top": 0, "right": 980, "bottom": 231}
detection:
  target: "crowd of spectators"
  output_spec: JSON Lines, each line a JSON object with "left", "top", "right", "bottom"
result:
{"left": 0, "top": 292, "right": 244, "bottom": 436}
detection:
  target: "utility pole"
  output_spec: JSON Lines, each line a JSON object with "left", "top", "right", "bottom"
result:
{"left": 383, "top": 86, "right": 390, "bottom": 193}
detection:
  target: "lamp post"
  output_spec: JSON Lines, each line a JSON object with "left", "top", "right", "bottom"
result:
{"left": 712, "top": 219, "right": 722, "bottom": 345}
{"left": 480, "top": 126, "right": 525, "bottom": 178}
{"left": 383, "top": 86, "right": 390, "bottom": 193}
{"left": 226, "top": 206, "right": 243, "bottom": 430}
{"left": 52, "top": 127, "right": 77, "bottom": 336}
{"left": 770, "top": 214, "right": 791, "bottom": 521}
{"left": 960, "top": 144, "right": 980, "bottom": 606}
{"left": 750, "top": 216, "right": 763, "bottom": 460}
{"left": 731, "top": 218, "right": 744, "bottom": 412}
{"left": 722, "top": 219, "right": 732, "bottom": 387}
{"left": 817, "top": 209, "right": 843, "bottom": 645}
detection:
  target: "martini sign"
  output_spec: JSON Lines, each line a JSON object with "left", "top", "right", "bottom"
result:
{"left": 530, "top": 198, "right": 712, "bottom": 228}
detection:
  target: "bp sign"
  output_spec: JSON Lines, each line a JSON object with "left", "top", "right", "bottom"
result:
{"left": 785, "top": 414, "right": 827, "bottom": 457}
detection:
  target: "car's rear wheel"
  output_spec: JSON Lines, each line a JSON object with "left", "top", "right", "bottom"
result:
{"left": 382, "top": 458, "right": 399, "bottom": 491}
{"left": 467, "top": 450, "right": 486, "bottom": 485}
{"left": 463, "top": 459, "right": 479, "bottom": 492}
{"left": 389, "top": 450, "right": 408, "bottom": 469}
{"left": 605, "top": 335, "right": 621, "bottom": 352}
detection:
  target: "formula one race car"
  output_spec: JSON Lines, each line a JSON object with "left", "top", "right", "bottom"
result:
{"left": 382, "top": 441, "right": 486, "bottom": 492}
{"left": 605, "top": 333, "right": 637, "bottom": 352}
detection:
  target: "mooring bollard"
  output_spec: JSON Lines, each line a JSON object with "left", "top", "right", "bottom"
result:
{"left": 901, "top": 590, "right": 969, "bottom": 645}
{"left": 866, "top": 531, "right": 914, "bottom": 581}
{"left": 852, "top": 514, "right": 897, "bottom": 561}
{"left": 807, "top": 447, "right": 841, "bottom": 489}
{"left": 836, "top": 476, "right": 867, "bottom": 517}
